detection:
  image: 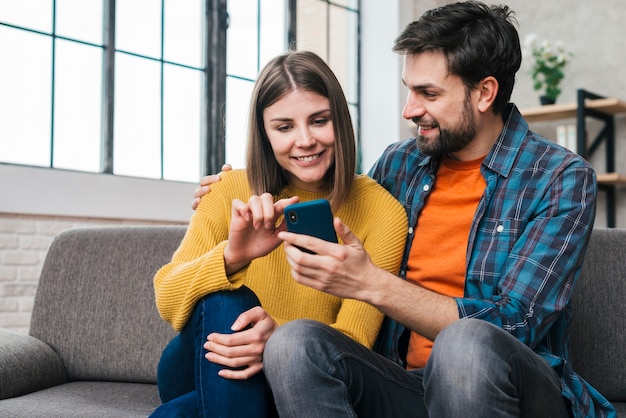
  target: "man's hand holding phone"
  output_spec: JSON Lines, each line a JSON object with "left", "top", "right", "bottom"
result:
{"left": 279, "top": 216, "right": 379, "bottom": 302}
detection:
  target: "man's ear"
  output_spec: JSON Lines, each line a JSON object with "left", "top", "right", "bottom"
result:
{"left": 476, "top": 76, "right": 499, "bottom": 113}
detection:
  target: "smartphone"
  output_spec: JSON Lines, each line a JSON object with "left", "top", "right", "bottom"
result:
{"left": 284, "top": 199, "right": 338, "bottom": 253}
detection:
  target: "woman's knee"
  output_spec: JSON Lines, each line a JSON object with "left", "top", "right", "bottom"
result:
{"left": 196, "top": 286, "right": 260, "bottom": 314}
{"left": 188, "top": 286, "right": 261, "bottom": 334}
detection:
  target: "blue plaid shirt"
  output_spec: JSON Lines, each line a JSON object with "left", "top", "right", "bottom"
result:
{"left": 368, "top": 104, "right": 614, "bottom": 418}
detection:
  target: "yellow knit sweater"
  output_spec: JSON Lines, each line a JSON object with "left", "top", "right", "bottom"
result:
{"left": 154, "top": 169, "right": 407, "bottom": 348}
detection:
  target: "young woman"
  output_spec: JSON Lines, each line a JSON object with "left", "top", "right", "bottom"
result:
{"left": 151, "top": 50, "right": 407, "bottom": 417}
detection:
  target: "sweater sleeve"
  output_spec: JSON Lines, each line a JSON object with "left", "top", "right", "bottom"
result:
{"left": 330, "top": 178, "right": 408, "bottom": 347}
{"left": 153, "top": 171, "right": 249, "bottom": 331}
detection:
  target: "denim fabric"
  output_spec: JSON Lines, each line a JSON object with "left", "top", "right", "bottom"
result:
{"left": 151, "top": 286, "right": 272, "bottom": 418}
{"left": 264, "top": 318, "right": 570, "bottom": 418}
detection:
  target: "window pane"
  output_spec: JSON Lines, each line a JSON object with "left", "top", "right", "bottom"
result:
{"left": 227, "top": 1, "right": 259, "bottom": 79}
{"left": 163, "top": 0, "right": 203, "bottom": 67}
{"left": 0, "top": 27, "right": 51, "bottom": 166}
{"left": 56, "top": 0, "right": 102, "bottom": 44}
{"left": 116, "top": 0, "right": 162, "bottom": 58}
{"left": 163, "top": 64, "right": 202, "bottom": 182}
{"left": 114, "top": 53, "right": 161, "bottom": 178}
{"left": 225, "top": 76, "right": 254, "bottom": 169}
{"left": 297, "top": 0, "right": 328, "bottom": 59}
{"left": 328, "top": 6, "right": 358, "bottom": 103}
{"left": 259, "top": 0, "right": 286, "bottom": 67}
{"left": 53, "top": 39, "right": 102, "bottom": 172}
{"left": 348, "top": 103, "right": 360, "bottom": 168}
{"left": 0, "top": 0, "right": 52, "bottom": 32}
{"left": 329, "top": 0, "right": 358, "bottom": 8}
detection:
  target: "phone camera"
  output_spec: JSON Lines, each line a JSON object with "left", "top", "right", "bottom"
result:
{"left": 288, "top": 211, "right": 298, "bottom": 223}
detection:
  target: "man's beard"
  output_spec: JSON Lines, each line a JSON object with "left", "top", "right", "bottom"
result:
{"left": 414, "top": 95, "right": 477, "bottom": 157}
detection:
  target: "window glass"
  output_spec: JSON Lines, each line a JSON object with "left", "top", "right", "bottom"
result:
{"left": 0, "top": 0, "right": 358, "bottom": 184}
{"left": 227, "top": 1, "right": 259, "bottom": 79}
{"left": 328, "top": 5, "right": 358, "bottom": 103}
{"left": 0, "top": 0, "right": 52, "bottom": 32}
{"left": 116, "top": 0, "right": 162, "bottom": 58}
{"left": 56, "top": 0, "right": 102, "bottom": 44}
{"left": 113, "top": 53, "right": 161, "bottom": 178}
{"left": 53, "top": 39, "right": 102, "bottom": 172}
{"left": 225, "top": 76, "right": 254, "bottom": 169}
{"left": 297, "top": 0, "right": 328, "bottom": 59}
{"left": 163, "top": 0, "right": 203, "bottom": 67}
{"left": 163, "top": 64, "right": 202, "bottom": 182}
{"left": 0, "top": 27, "right": 51, "bottom": 166}
{"left": 225, "top": 1, "right": 288, "bottom": 169}
{"left": 329, "top": 0, "right": 358, "bottom": 8}
{"left": 348, "top": 102, "right": 360, "bottom": 169}
{"left": 259, "top": 0, "right": 286, "bottom": 67}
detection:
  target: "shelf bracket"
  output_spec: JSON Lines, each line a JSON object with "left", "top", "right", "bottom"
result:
{"left": 576, "top": 89, "right": 618, "bottom": 227}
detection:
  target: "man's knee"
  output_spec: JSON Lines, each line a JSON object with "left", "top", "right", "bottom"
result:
{"left": 264, "top": 319, "right": 336, "bottom": 379}
{"left": 429, "top": 319, "right": 508, "bottom": 373}
{"left": 266, "top": 319, "right": 327, "bottom": 360}
{"left": 434, "top": 319, "right": 502, "bottom": 353}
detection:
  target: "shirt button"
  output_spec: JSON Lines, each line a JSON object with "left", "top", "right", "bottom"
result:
{"left": 423, "top": 184, "right": 430, "bottom": 192}
{"left": 408, "top": 227, "right": 414, "bottom": 235}
{"left": 496, "top": 225, "right": 504, "bottom": 233}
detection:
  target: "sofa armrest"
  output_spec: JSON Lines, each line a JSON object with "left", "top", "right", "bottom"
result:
{"left": 0, "top": 329, "right": 67, "bottom": 399}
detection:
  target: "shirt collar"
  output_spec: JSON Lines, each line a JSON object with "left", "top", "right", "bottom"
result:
{"left": 482, "top": 103, "right": 529, "bottom": 179}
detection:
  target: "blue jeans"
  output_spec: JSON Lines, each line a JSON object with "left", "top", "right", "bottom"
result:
{"left": 151, "top": 286, "right": 275, "bottom": 418}
{"left": 263, "top": 318, "right": 571, "bottom": 417}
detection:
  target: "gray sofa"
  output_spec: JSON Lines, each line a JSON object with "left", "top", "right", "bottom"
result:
{"left": 0, "top": 226, "right": 624, "bottom": 416}
{"left": 0, "top": 226, "right": 182, "bottom": 417}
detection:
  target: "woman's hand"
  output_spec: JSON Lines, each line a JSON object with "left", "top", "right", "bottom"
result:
{"left": 223, "top": 194, "right": 299, "bottom": 274}
{"left": 203, "top": 306, "right": 279, "bottom": 379}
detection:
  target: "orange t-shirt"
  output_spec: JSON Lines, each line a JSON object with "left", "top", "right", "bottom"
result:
{"left": 405, "top": 155, "right": 486, "bottom": 369}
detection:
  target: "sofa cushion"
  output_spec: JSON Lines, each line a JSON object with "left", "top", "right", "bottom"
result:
{"left": 570, "top": 228, "right": 626, "bottom": 402}
{"left": 0, "top": 329, "right": 66, "bottom": 399}
{"left": 0, "top": 381, "right": 160, "bottom": 417}
{"left": 29, "top": 226, "right": 183, "bottom": 383}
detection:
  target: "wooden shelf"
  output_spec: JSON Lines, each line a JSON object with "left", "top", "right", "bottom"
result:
{"left": 522, "top": 90, "right": 626, "bottom": 227}
{"left": 597, "top": 172, "right": 626, "bottom": 185}
{"left": 521, "top": 98, "right": 626, "bottom": 123}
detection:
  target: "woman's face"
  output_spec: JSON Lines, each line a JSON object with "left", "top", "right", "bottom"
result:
{"left": 263, "top": 89, "right": 335, "bottom": 192}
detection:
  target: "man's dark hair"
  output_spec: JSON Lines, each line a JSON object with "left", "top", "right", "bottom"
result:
{"left": 393, "top": 1, "right": 521, "bottom": 114}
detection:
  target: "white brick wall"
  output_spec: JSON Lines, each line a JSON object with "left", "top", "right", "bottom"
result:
{"left": 0, "top": 213, "right": 183, "bottom": 333}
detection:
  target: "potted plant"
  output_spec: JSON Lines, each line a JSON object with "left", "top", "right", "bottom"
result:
{"left": 523, "top": 33, "right": 573, "bottom": 105}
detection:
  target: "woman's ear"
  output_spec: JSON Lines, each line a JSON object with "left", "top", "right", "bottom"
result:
{"left": 476, "top": 76, "right": 499, "bottom": 113}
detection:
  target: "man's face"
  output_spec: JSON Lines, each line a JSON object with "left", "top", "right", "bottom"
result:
{"left": 401, "top": 52, "right": 477, "bottom": 157}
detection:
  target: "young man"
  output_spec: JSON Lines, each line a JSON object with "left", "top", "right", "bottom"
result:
{"left": 194, "top": 2, "right": 613, "bottom": 416}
